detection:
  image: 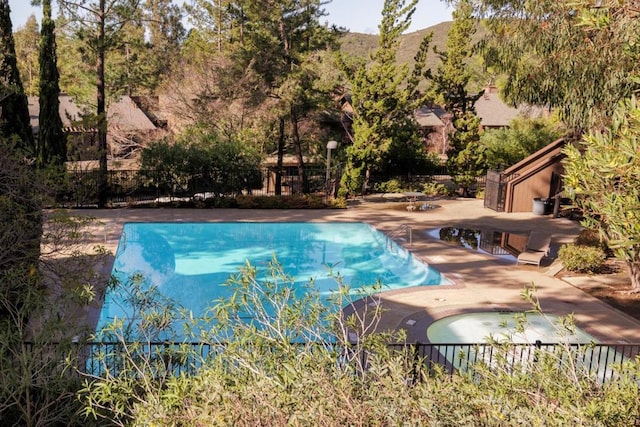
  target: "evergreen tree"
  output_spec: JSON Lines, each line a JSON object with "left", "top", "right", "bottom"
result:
{"left": 13, "top": 15, "right": 40, "bottom": 96}
{"left": 338, "top": 0, "right": 430, "bottom": 196}
{"left": 428, "top": 0, "right": 483, "bottom": 196}
{"left": 144, "top": 0, "right": 184, "bottom": 86}
{"left": 230, "top": 0, "right": 339, "bottom": 194}
{"left": 54, "top": 0, "right": 142, "bottom": 207}
{"left": 0, "top": 0, "right": 35, "bottom": 155}
{"left": 37, "top": 0, "right": 67, "bottom": 167}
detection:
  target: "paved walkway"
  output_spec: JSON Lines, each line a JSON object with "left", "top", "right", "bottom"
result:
{"left": 66, "top": 197, "right": 640, "bottom": 344}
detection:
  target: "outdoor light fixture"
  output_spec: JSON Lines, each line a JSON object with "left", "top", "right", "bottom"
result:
{"left": 325, "top": 140, "right": 338, "bottom": 201}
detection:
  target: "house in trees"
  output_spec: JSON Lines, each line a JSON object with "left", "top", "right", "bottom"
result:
{"left": 414, "top": 105, "right": 449, "bottom": 158}
{"left": 474, "top": 85, "right": 549, "bottom": 130}
{"left": 416, "top": 85, "right": 550, "bottom": 155}
{"left": 28, "top": 94, "right": 160, "bottom": 165}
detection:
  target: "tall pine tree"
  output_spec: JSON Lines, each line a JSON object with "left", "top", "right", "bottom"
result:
{"left": 37, "top": 0, "right": 66, "bottom": 167}
{"left": 55, "top": 0, "right": 142, "bottom": 207}
{"left": 0, "top": 0, "right": 35, "bottom": 155}
{"left": 428, "top": 0, "right": 483, "bottom": 196}
{"left": 338, "top": 0, "right": 430, "bottom": 196}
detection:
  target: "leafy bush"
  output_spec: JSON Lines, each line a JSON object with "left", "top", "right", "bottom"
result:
{"left": 481, "top": 117, "right": 566, "bottom": 170}
{"left": 79, "top": 265, "right": 640, "bottom": 426}
{"left": 421, "top": 182, "right": 449, "bottom": 197}
{"left": 375, "top": 179, "right": 404, "bottom": 193}
{"left": 558, "top": 244, "right": 607, "bottom": 273}
{"left": 139, "top": 128, "right": 263, "bottom": 198}
{"left": 329, "top": 197, "right": 348, "bottom": 209}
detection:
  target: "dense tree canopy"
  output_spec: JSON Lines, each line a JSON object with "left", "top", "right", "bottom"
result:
{"left": 481, "top": 117, "right": 565, "bottom": 170}
{"left": 12, "top": 15, "right": 39, "bottom": 96}
{"left": 54, "top": 0, "right": 142, "bottom": 207}
{"left": 428, "top": 0, "right": 483, "bottom": 195}
{"left": 338, "top": 0, "right": 431, "bottom": 196}
{"left": 0, "top": 0, "right": 35, "bottom": 155}
{"left": 477, "top": 0, "right": 640, "bottom": 132}
{"left": 563, "top": 97, "right": 640, "bottom": 290}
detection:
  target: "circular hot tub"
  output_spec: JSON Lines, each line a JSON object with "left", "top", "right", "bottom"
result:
{"left": 427, "top": 312, "right": 596, "bottom": 344}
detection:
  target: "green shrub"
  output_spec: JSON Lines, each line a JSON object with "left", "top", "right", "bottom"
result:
{"left": 329, "top": 197, "right": 348, "bottom": 209}
{"left": 375, "top": 179, "right": 404, "bottom": 193}
{"left": 558, "top": 244, "right": 607, "bottom": 273}
{"left": 81, "top": 267, "right": 640, "bottom": 426}
{"left": 421, "top": 182, "right": 449, "bottom": 197}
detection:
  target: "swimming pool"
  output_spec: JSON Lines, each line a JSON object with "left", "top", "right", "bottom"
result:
{"left": 98, "top": 222, "right": 450, "bottom": 338}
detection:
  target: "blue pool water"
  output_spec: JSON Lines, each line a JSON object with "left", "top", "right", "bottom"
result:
{"left": 98, "top": 222, "right": 449, "bottom": 337}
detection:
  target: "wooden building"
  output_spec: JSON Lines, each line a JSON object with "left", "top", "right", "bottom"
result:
{"left": 484, "top": 138, "right": 567, "bottom": 213}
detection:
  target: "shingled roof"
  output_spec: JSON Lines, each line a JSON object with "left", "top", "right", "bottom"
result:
{"left": 474, "top": 86, "right": 548, "bottom": 128}
{"left": 28, "top": 95, "right": 156, "bottom": 134}
{"left": 414, "top": 106, "right": 447, "bottom": 127}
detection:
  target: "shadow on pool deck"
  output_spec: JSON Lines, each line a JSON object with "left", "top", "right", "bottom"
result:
{"left": 57, "top": 197, "right": 640, "bottom": 344}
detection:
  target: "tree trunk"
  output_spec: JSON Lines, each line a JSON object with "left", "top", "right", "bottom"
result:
{"left": 275, "top": 117, "right": 285, "bottom": 196}
{"left": 290, "top": 108, "right": 308, "bottom": 193}
{"left": 96, "top": 0, "right": 108, "bottom": 208}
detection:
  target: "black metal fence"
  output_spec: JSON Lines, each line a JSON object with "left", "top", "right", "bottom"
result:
{"left": 60, "top": 167, "right": 486, "bottom": 208}
{"left": 62, "top": 168, "right": 331, "bottom": 207}
{"left": 40, "top": 341, "right": 640, "bottom": 384}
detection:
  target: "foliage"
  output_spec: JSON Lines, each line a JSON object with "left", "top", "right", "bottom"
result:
{"left": 139, "top": 129, "right": 263, "bottom": 197}
{"left": 563, "top": 96, "right": 640, "bottom": 289}
{"left": 12, "top": 14, "right": 40, "bottom": 96}
{"left": 53, "top": 0, "right": 143, "bottom": 207}
{"left": 478, "top": 0, "right": 640, "bottom": 132}
{"left": 428, "top": 0, "right": 484, "bottom": 196}
{"left": 338, "top": 0, "right": 431, "bottom": 197}
{"left": 422, "top": 181, "right": 450, "bottom": 197}
{"left": 481, "top": 117, "right": 566, "bottom": 170}
{"left": 448, "top": 110, "right": 484, "bottom": 196}
{"left": 0, "top": 0, "right": 35, "bottom": 155}
{"left": 0, "top": 142, "right": 43, "bottom": 300}
{"left": 180, "top": 0, "right": 341, "bottom": 196}
{"left": 0, "top": 209, "right": 108, "bottom": 426}
{"left": 374, "top": 179, "right": 404, "bottom": 194}
{"left": 78, "top": 264, "right": 640, "bottom": 425}
{"left": 37, "top": 0, "right": 67, "bottom": 168}
{"left": 328, "top": 196, "right": 348, "bottom": 209}
{"left": 558, "top": 244, "right": 607, "bottom": 274}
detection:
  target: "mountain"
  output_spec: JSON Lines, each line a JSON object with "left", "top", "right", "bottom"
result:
{"left": 339, "top": 21, "right": 485, "bottom": 73}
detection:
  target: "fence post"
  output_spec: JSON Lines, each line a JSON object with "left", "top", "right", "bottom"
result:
{"left": 534, "top": 339, "right": 542, "bottom": 364}
{"left": 412, "top": 341, "right": 422, "bottom": 383}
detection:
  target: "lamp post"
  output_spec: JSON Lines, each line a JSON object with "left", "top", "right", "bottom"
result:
{"left": 325, "top": 140, "right": 338, "bottom": 201}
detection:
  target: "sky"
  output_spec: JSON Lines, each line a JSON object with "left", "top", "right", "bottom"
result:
{"left": 8, "top": 0, "right": 453, "bottom": 34}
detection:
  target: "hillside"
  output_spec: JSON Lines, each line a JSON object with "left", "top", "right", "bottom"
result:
{"left": 339, "top": 21, "right": 486, "bottom": 76}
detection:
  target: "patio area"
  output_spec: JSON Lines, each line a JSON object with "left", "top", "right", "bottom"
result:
{"left": 66, "top": 197, "right": 640, "bottom": 344}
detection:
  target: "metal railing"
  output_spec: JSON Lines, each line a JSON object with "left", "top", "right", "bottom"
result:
{"left": 26, "top": 341, "right": 640, "bottom": 385}
{"left": 387, "top": 224, "right": 413, "bottom": 247}
{"left": 59, "top": 168, "right": 329, "bottom": 207}
{"left": 56, "top": 168, "right": 477, "bottom": 208}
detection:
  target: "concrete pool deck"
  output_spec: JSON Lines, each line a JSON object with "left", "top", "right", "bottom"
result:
{"left": 64, "top": 196, "right": 640, "bottom": 344}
